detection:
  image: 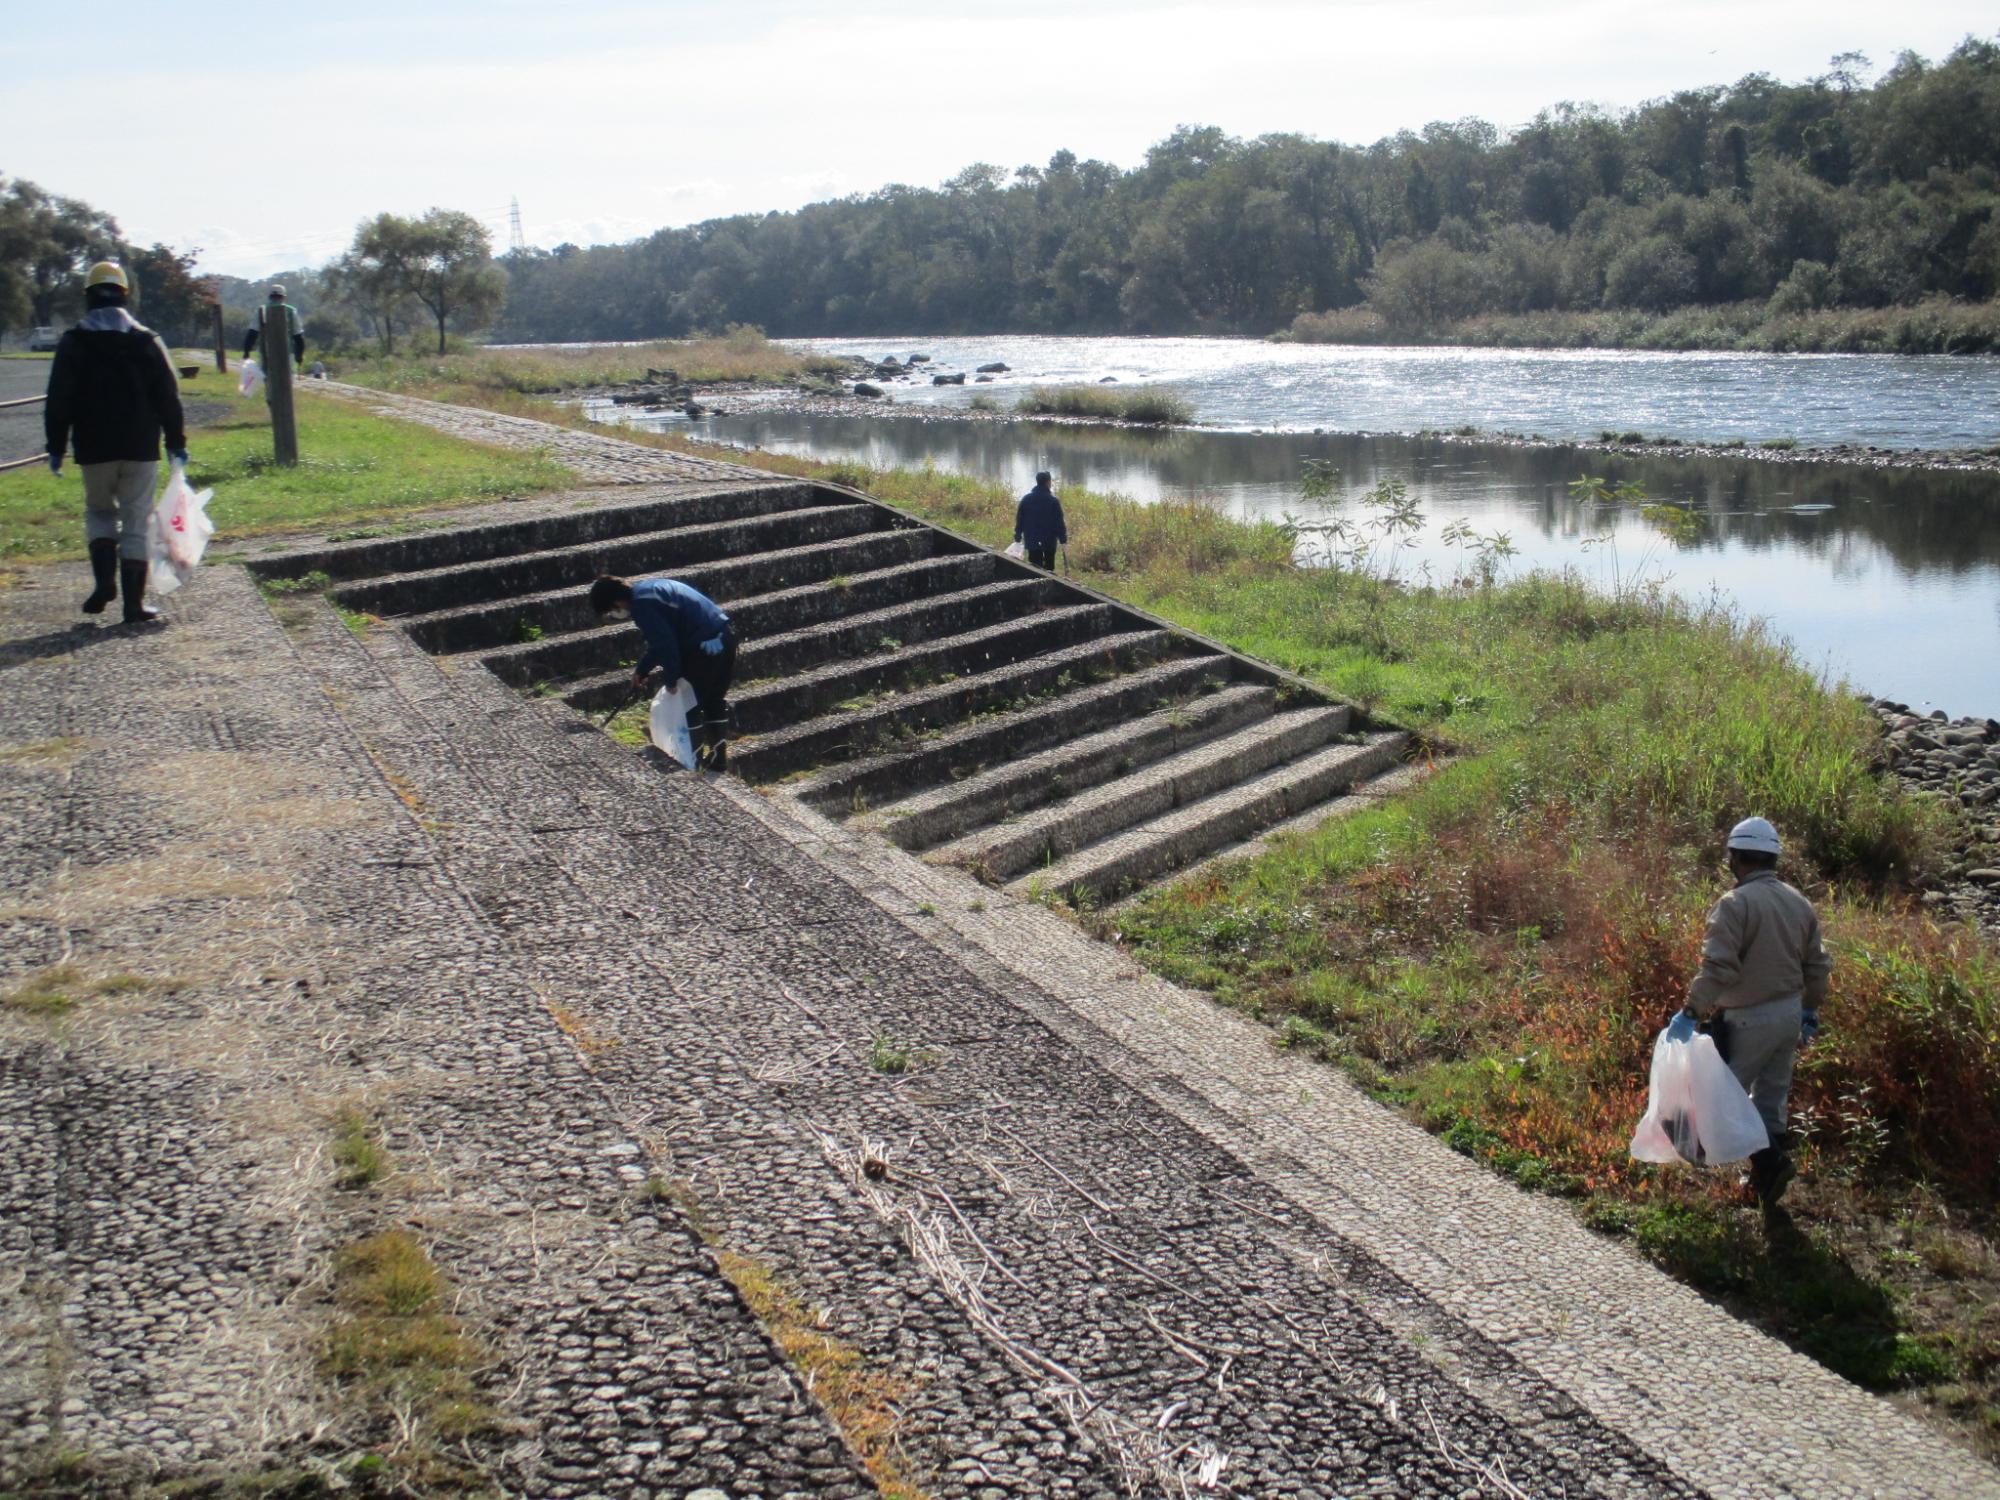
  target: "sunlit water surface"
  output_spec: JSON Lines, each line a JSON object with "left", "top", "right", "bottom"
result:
{"left": 587, "top": 335, "right": 2000, "bottom": 711}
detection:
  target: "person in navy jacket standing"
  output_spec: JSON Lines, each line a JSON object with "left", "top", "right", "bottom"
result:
{"left": 1014, "top": 471, "right": 1068, "bottom": 570}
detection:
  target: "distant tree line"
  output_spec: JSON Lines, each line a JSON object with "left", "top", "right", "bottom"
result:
{"left": 1, "top": 181, "right": 505, "bottom": 357}
{"left": 0, "top": 174, "right": 217, "bottom": 345}
{"left": 489, "top": 38, "right": 2000, "bottom": 341}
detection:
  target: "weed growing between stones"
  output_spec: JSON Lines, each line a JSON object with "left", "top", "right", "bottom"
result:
{"left": 868, "top": 1034, "right": 918, "bottom": 1074}
{"left": 0, "top": 735, "right": 94, "bottom": 764}
{"left": 2, "top": 966, "right": 153, "bottom": 1016}
{"left": 322, "top": 1230, "right": 500, "bottom": 1488}
{"left": 712, "top": 1249, "right": 932, "bottom": 1500}
{"left": 331, "top": 1106, "right": 391, "bottom": 1190}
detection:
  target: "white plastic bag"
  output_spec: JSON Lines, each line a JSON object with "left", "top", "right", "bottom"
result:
{"left": 1630, "top": 1016, "right": 1769, "bottom": 1166}
{"left": 239, "top": 358, "right": 263, "bottom": 397}
{"left": 1003, "top": 540, "right": 1025, "bottom": 560}
{"left": 147, "top": 459, "right": 216, "bottom": 597}
{"left": 648, "top": 679, "right": 702, "bottom": 769}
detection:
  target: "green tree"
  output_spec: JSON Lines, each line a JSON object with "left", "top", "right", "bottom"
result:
{"left": 404, "top": 209, "right": 506, "bottom": 354}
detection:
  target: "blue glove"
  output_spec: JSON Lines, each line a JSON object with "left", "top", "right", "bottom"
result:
{"left": 1666, "top": 1010, "right": 1697, "bottom": 1043}
{"left": 1800, "top": 1012, "right": 1820, "bottom": 1047}
{"left": 168, "top": 448, "right": 189, "bottom": 465}
{"left": 46, "top": 454, "right": 61, "bottom": 476}
{"left": 699, "top": 635, "right": 725, "bottom": 656}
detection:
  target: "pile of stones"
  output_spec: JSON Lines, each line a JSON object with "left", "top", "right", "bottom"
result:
{"left": 1870, "top": 698, "right": 2000, "bottom": 930}
{"left": 608, "top": 367, "right": 713, "bottom": 417}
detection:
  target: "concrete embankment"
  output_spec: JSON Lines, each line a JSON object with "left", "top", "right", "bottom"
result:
{"left": 3, "top": 387, "right": 1994, "bottom": 1497}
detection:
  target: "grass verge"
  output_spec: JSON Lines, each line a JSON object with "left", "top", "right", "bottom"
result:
{"left": 0, "top": 362, "right": 571, "bottom": 563}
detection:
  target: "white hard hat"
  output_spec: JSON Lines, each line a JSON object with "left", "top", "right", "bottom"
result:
{"left": 1726, "top": 817, "right": 1782, "bottom": 855}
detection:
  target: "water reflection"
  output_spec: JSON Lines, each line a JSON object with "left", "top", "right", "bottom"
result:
{"left": 606, "top": 405, "right": 2000, "bottom": 712}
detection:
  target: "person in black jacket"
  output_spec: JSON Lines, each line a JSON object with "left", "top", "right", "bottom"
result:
{"left": 1014, "top": 470, "right": 1068, "bottom": 570}
{"left": 44, "top": 261, "right": 187, "bottom": 625}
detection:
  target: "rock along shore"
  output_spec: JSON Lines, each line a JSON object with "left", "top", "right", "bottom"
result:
{"left": 1871, "top": 699, "right": 2000, "bottom": 933}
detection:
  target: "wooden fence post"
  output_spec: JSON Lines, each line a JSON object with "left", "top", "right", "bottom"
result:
{"left": 263, "top": 305, "right": 299, "bottom": 467}
{"left": 212, "top": 302, "right": 227, "bottom": 373}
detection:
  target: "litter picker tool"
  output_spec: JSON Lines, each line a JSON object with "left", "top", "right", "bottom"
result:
{"left": 598, "top": 683, "right": 642, "bottom": 727}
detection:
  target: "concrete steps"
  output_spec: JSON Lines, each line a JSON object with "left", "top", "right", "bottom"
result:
{"left": 405, "top": 539, "right": 975, "bottom": 656}
{"left": 791, "top": 654, "right": 1239, "bottom": 818}
{"left": 257, "top": 480, "right": 821, "bottom": 584}
{"left": 335, "top": 502, "right": 888, "bottom": 616}
{"left": 858, "top": 682, "right": 1278, "bottom": 852}
{"left": 253, "top": 466, "right": 1409, "bottom": 906}
{"left": 1003, "top": 730, "right": 1411, "bottom": 904}
{"left": 933, "top": 705, "right": 1355, "bottom": 883}
{"left": 729, "top": 602, "right": 1124, "bottom": 735}
{"left": 730, "top": 628, "right": 1181, "bottom": 784}
{"left": 476, "top": 559, "right": 1028, "bottom": 690}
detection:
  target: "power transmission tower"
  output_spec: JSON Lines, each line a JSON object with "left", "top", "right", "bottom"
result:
{"left": 508, "top": 197, "right": 526, "bottom": 252}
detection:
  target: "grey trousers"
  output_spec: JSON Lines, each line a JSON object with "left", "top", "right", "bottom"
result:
{"left": 82, "top": 461, "right": 159, "bottom": 560}
{"left": 1718, "top": 996, "right": 1803, "bottom": 1138}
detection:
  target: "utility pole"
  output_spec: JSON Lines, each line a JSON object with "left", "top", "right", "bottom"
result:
{"left": 211, "top": 301, "right": 228, "bottom": 373}
{"left": 263, "top": 304, "right": 298, "bottom": 466}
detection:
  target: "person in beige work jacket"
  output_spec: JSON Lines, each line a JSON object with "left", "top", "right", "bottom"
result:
{"left": 1685, "top": 816, "right": 1831, "bottom": 1227}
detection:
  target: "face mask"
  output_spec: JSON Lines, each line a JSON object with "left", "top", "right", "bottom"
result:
{"left": 604, "top": 606, "right": 630, "bottom": 623}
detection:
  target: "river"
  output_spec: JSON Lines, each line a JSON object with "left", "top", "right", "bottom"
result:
{"left": 589, "top": 334, "right": 2000, "bottom": 712}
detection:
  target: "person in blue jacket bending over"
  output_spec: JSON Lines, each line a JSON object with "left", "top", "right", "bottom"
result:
{"left": 1014, "top": 470, "right": 1068, "bottom": 570}
{"left": 590, "top": 573, "right": 737, "bottom": 771}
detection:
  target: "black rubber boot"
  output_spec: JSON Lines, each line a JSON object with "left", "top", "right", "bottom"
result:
{"left": 1749, "top": 1140, "right": 1797, "bottom": 1231}
{"left": 82, "top": 539, "right": 119, "bottom": 614}
{"left": 694, "top": 717, "right": 728, "bottom": 774}
{"left": 120, "top": 558, "right": 162, "bottom": 626}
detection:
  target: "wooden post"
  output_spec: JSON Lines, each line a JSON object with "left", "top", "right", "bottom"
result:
{"left": 212, "top": 302, "right": 227, "bottom": 373}
{"left": 263, "top": 304, "right": 299, "bottom": 467}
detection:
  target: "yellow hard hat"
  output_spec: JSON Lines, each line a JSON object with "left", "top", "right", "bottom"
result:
{"left": 85, "top": 261, "right": 130, "bottom": 292}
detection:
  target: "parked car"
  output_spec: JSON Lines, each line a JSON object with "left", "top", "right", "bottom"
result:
{"left": 27, "top": 326, "right": 60, "bottom": 352}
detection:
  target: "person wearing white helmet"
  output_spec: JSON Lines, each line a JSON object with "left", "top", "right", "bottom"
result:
{"left": 1684, "top": 816, "right": 1832, "bottom": 1227}
{"left": 43, "top": 261, "right": 188, "bottom": 625}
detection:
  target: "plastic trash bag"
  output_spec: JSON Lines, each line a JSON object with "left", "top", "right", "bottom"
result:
{"left": 648, "top": 679, "right": 702, "bottom": 769}
{"left": 1630, "top": 1012, "right": 1770, "bottom": 1166}
{"left": 147, "top": 458, "right": 216, "bottom": 597}
{"left": 239, "top": 358, "right": 263, "bottom": 397}
{"left": 1003, "top": 541, "right": 1025, "bottom": 560}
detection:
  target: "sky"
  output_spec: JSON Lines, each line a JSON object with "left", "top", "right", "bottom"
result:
{"left": 4, "top": 0, "right": 1995, "bottom": 279}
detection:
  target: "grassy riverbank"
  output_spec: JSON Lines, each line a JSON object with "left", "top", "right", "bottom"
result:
{"left": 1282, "top": 297, "right": 2000, "bottom": 355}
{"left": 0, "top": 369, "right": 569, "bottom": 563}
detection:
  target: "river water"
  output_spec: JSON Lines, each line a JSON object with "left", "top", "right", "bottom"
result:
{"left": 591, "top": 334, "right": 2000, "bottom": 712}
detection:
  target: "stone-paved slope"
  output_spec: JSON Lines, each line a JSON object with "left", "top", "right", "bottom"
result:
{"left": 0, "top": 570, "right": 875, "bottom": 1495}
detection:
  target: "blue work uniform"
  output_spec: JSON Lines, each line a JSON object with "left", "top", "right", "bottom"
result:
{"left": 1014, "top": 483, "right": 1067, "bottom": 568}
{"left": 630, "top": 578, "right": 732, "bottom": 686}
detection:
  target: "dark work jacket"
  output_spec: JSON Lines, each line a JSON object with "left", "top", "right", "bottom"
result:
{"left": 1014, "top": 485, "right": 1068, "bottom": 546}
{"left": 45, "top": 321, "right": 187, "bottom": 465}
{"left": 629, "top": 578, "right": 732, "bottom": 685}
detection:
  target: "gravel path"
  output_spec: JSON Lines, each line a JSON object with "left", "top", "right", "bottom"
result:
{"left": 3, "top": 386, "right": 1995, "bottom": 1497}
